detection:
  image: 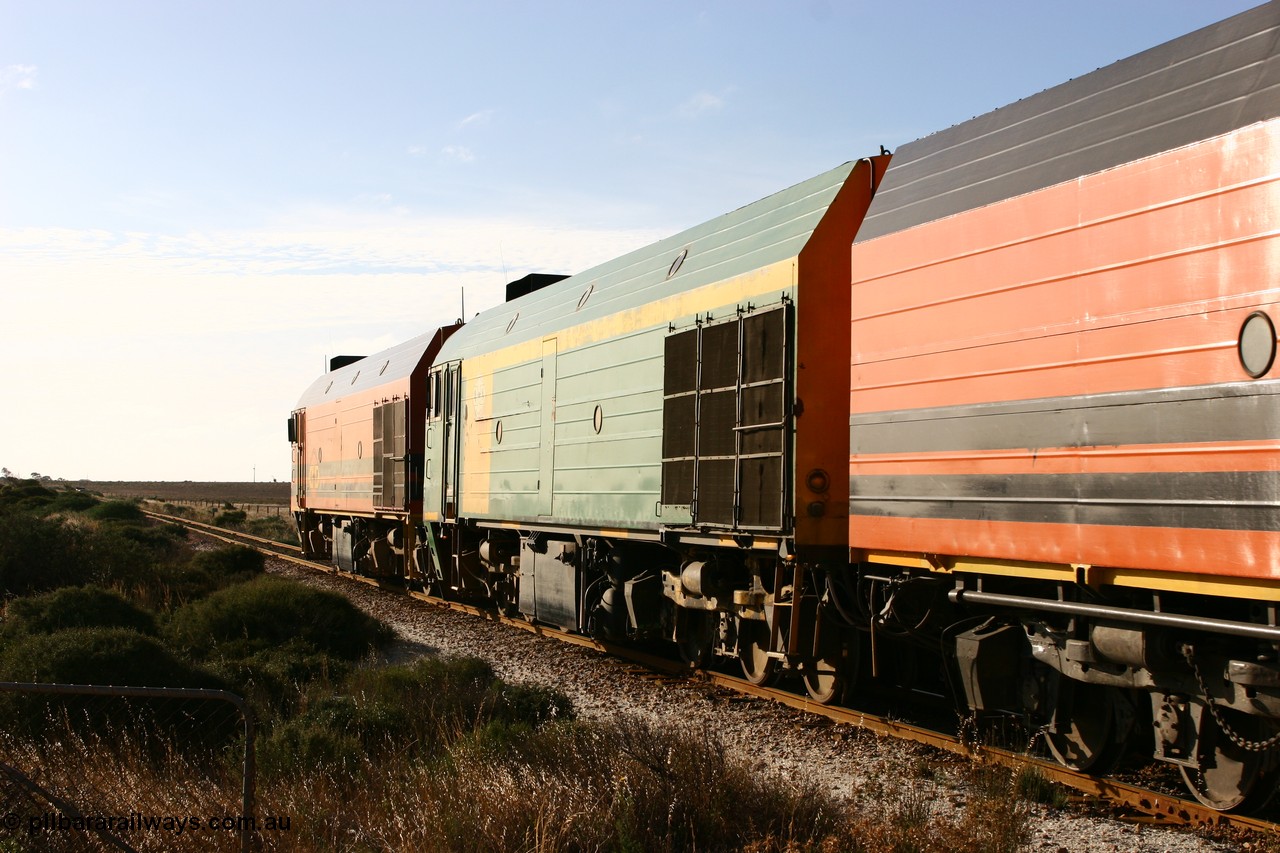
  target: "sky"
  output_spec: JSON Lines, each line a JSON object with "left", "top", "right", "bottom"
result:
{"left": 0, "top": 0, "right": 1261, "bottom": 483}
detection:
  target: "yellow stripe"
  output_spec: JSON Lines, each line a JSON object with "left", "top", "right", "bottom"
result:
{"left": 857, "top": 549, "right": 1280, "bottom": 602}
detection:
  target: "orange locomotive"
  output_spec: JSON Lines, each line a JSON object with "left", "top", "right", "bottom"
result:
{"left": 290, "top": 326, "right": 459, "bottom": 574}
{"left": 847, "top": 2, "right": 1280, "bottom": 811}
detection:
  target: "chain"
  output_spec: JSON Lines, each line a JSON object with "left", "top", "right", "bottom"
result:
{"left": 1181, "top": 645, "right": 1280, "bottom": 753}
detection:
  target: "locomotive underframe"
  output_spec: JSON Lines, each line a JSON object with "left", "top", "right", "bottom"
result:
{"left": 295, "top": 497, "right": 1280, "bottom": 810}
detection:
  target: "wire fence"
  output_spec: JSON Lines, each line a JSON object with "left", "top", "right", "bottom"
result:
{"left": 153, "top": 500, "right": 290, "bottom": 518}
{"left": 0, "top": 683, "right": 259, "bottom": 853}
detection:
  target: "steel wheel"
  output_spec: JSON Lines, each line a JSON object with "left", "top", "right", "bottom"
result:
{"left": 1044, "top": 682, "right": 1126, "bottom": 774}
{"left": 738, "top": 618, "right": 776, "bottom": 685}
{"left": 1180, "top": 709, "right": 1278, "bottom": 813}
{"left": 802, "top": 627, "right": 854, "bottom": 705}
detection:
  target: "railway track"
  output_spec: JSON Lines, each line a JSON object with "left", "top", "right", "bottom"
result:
{"left": 148, "top": 510, "right": 1280, "bottom": 838}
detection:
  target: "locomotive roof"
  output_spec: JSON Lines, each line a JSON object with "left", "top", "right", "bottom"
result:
{"left": 293, "top": 329, "right": 439, "bottom": 409}
{"left": 858, "top": 1, "right": 1280, "bottom": 242}
{"left": 433, "top": 160, "right": 860, "bottom": 362}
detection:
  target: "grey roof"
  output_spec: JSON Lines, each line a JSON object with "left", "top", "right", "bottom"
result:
{"left": 294, "top": 330, "right": 438, "bottom": 409}
{"left": 858, "top": 1, "right": 1280, "bottom": 242}
{"left": 436, "top": 161, "right": 859, "bottom": 362}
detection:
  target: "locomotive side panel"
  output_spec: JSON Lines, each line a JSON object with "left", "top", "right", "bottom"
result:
{"left": 850, "top": 120, "right": 1280, "bottom": 580}
{"left": 295, "top": 381, "right": 404, "bottom": 513}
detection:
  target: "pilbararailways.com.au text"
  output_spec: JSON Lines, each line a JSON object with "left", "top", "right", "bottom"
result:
{"left": 9, "top": 811, "right": 292, "bottom": 835}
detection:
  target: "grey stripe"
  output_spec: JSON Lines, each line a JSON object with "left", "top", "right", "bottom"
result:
{"left": 850, "top": 471, "right": 1280, "bottom": 532}
{"left": 851, "top": 382, "right": 1280, "bottom": 455}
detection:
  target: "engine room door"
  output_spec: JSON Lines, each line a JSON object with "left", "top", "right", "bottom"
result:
{"left": 441, "top": 361, "right": 462, "bottom": 520}
{"left": 537, "top": 338, "right": 557, "bottom": 517}
{"left": 291, "top": 411, "right": 306, "bottom": 507}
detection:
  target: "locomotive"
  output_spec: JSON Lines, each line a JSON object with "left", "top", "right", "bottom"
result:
{"left": 292, "top": 3, "right": 1280, "bottom": 812}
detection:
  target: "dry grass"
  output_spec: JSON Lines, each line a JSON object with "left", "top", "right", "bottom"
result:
{"left": 0, "top": 714, "right": 1053, "bottom": 853}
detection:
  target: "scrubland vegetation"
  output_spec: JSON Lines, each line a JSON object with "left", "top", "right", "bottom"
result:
{"left": 0, "top": 477, "right": 1053, "bottom": 851}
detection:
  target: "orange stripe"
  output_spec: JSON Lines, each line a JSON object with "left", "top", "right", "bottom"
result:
{"left": 849, "top": 440, "right": 1280, "bottom": 477}
{"left": 849, "top": 514, "right": 1280, "bottom": 579}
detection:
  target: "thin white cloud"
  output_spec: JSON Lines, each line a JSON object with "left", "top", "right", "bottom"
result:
{"left": 0, "top": 212, "right": 669, "bottom": 479}
{"left": 457, "top": 109, "right": 494, "bottom": 129}
{"left": 406, "top": 145, "right": 429, "bottom": 157}
{"left": 441, "top": 145, "right": 475, "bottom": 163}
{"left": 0, "top": 64, "right": 37, "bottom": 93}
{"left": 678, "top": 91, "right": 724, "bottom": 118}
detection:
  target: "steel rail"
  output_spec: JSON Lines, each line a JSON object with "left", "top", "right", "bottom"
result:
{"left": 144, "top": 510, "right": 1280, "bottom": 836}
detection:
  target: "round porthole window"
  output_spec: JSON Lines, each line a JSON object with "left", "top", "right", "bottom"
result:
{"left": 1239, "top": 311, "right": 1276, "bottom": 378}
{"left": 495, "top": 420, "right": 503, "bottom": 444}
{"left": 357, "top": 441, "right": 363, "bottom": 459}
{"left": 667, "top": 248, "right": 689, "bottom": 279}
{"left": 593, "top": 405, "right": 604, "bottom": 434}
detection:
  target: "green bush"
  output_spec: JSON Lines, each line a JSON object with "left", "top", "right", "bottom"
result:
{"left": 45, "top": 491, "right": 99, "bottom": 513}
{"left": 0, "top": 512, "right": 83, "bottom": 595}
{"left": 0, "top": 626, "right": 222, "bottom": 689}
{"left": 260, "top": 657, "right": 574, "bottom": 776}
{"left": 189, "top": 545, "right": 263, "bottom": 583}
{"left": 164, "top": 575, "right": 392, "bottom": 662}
{"left": 213, "top": 509, "right": 248, "bottom": 528}
{"left": 211, "top": 640, "right": 347, "bottom": 716}
{"left": 3, "top": 586, "right": 157, "bottom": 637}
{"left": 0, "top": 481, "right": 58, "bottom": 514}
{"left": 89, "top": 500, "right": 145, "bottom": 522}
{"left": 245, "top": 515, "right": 298, "bottom": 544}
{"left": 259, "top": 697, "right": 366, "bottom": 777}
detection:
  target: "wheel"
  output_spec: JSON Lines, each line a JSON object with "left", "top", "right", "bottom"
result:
{"left": 676, "top": 609, "right": 716, "bottom": 668}
{"left": 1044, "top": 682, "right": 1126, "bottom": 774}
{"left": 802, "top": 625, "right": 855, "bottom": 705}
{"left": 738, "top": 618, "right": 776, "bottom": 685}
{"left": 1180, "top": 708, "right": 1279, "bottom": 813}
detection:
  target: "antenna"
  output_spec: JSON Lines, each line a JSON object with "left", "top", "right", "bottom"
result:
{"left": 459, "top": 287, "right": 465, "bottom": 325}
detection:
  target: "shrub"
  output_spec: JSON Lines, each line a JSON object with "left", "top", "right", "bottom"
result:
{"left": 164, "top": 575, "right": 393, "bottom": 662}
{"left": 0, "top": 512, "right": 83, "bottom": 595}
{"left": 88, "top": 500, "right": 145, "bottom": 523}
{"left": 189, "top": 545, "right": 263, "bottom": 583}
{"left": 45, "top": 491, "right": 99, "bottom": 513}
{"left": 0, "top": 481, "right": 57, "bottom": 514}
{"left": 245, "top": 515, "right": 298, "bottom": 544}
{"left": 258, "top": 697, "right": 365, "bottom": 777}
{"left": 213, "top": 509, "right": 248, "bottom": 528}
{"left": 0, "top": 627, "right": 223, "bottom": 691}
{"left": 0, "top": 627, "right": 232, "bottom": 744}
{"left": 260, "top": 656, "right": 573, "bottom": 776}
{"left": 3, "top": 586, "right": 157, "bottom": 637}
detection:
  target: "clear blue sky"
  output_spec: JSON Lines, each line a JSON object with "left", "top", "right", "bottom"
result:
{"left": 0, "top": 1, "right": 1258, "bottom": 482}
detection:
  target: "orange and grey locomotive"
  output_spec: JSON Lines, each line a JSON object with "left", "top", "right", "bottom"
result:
{"left": 292, "top": 3, "right": 1280, "bottom": 812}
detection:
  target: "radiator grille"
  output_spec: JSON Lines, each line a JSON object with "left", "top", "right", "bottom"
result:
{"left": 660, "top": 305, "right": 791, "bottom": 531}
